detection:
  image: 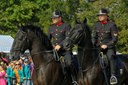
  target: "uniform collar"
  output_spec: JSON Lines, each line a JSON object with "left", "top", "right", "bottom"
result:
{"left": 56, "top": 21, "right": 63, "bottom": 26}
{"left": 101, "top": 20, "right": 107, "bottom": 24}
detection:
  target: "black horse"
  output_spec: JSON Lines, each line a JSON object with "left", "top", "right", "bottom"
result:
{"left": 11, "top": 25, "right": 72, "bottom": 85}
{"left": 63, "top": 19, "right": 128, "bottom": 85}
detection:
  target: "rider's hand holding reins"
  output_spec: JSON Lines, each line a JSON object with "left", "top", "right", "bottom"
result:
{"left": 54, "top": 45, "right": 61, "bottom": 51}
{"left": 101, "top": 44, "right": 107, "bottom": 49}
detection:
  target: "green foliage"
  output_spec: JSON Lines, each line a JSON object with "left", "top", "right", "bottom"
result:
{"left": 0, "top": 0, "right": 127, "bottom": 53}
{"left": 117, "top": 29, "right": 128, "bottom": 54}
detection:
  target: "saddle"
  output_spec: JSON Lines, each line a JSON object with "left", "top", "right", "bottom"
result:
{"left": 99, "top": 51, "right": 123, "bottom": 76}
{"left": 53, "top": 50, "right": 78, "bottom": 85}
{"left": 53, "top": 49, "right": 79, "bottom": 68}
{"left": 115, "top": 55, "right": 124, "bottom": 76}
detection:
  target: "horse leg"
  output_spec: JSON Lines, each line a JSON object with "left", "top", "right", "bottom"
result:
{"left": 84, "top": 67, "right": 105, "bottom": 85}
{"left": 77, "top": 71, "right": 84, "bottom": 85}
{"left": 44, "top": 62, "right": 65, "bottom": 85}
{"left": 78, "top": 76, "right": 84, "bottom": 85}
{"left": 32, "top": 68, "right": 45, "bottom": 85}
{"left": 38, "top": 66, "right": 48, "bottom": 85}
{"left": 32, "top": 70, "right": 39, "bottom": 85}
{"left": 77, "top": 72, "right": 89, "bottom": 85}
{"left": 78, "top": 76, "right": 92, "bottom": 85}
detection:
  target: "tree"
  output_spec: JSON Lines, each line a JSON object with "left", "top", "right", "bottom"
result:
{"left": 0, "top": 0, "right": 127, "bottom": 53}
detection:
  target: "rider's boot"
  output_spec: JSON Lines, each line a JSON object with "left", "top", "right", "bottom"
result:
{"left": 71, "top": 74, "right": 78, "bottom": 85}
{"left": 110, "top": 55, "right": 118, "bottom": 85}
{"left": 70, "top": 66, "right": 78, "bottom": 85}
{"left": 110, "top": 74, "right": 118, "bottom": 85}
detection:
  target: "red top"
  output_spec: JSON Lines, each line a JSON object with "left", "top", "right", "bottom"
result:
{"left": 56, "top": 21, "right": 63, "bottom": 26}
{"left": 101, "top": 20, "right": 107, "bottom": 24}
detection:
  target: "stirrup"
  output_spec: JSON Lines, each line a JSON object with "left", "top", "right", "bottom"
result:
{"left": 72, "top": 81, "right": 78, "bottom": 85}
{"left": 110, "top": 75, "right": 118, "bottom": 85}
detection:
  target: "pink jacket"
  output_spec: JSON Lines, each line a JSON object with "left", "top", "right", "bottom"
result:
{"left": 0, "top": 71, "right": 7, "bottom": 85}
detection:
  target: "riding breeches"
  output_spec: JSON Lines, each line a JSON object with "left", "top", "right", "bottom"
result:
{"left": 106, "top": 48, "right": 116, "bottom": 75}
{"left": 58, "top": 50, "right": 78, "bottom": 82}
{"left": 63, "top": 51, "right": 72, "bottom": 67}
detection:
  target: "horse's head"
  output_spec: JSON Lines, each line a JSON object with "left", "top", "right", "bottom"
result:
{"left": 63, "top": 23, "right": 86, "bottom": 50}
{"left": 63, "top": 16, "right": 92, "bottom": 50}
{"left": 11, "top": 29, "right": 29, "bottom": 60}
{"left": 63, "top": 17, "right": 93, "bottom": 52}
{"left": 11, "top": 25, "right": 53, "bottom": 60}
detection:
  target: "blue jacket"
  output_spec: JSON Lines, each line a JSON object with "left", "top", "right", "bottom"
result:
{"left": 6, "top": 66, "right": 15, "bottom": 85}
{"left": 23, "top": 64, "right": 31, "bottom": 79}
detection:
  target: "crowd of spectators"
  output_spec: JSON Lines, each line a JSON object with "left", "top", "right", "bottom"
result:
{"left": 0, "top": 53, "right": 34, "bottom": 85}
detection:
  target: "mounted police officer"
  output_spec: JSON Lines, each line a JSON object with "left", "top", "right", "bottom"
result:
{"left": 93, "top": 8, "right": 118, "bottom": 85}
{"left": 48, "top": 10, "right": 77, "bottom": 85}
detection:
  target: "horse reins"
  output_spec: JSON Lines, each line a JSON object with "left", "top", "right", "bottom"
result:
{"left": 30, "top": 50, "right": 53, "bottom": 56}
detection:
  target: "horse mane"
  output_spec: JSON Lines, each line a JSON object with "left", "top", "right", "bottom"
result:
{"left": 20, "top": 24, "right": 53, "bottom": 50}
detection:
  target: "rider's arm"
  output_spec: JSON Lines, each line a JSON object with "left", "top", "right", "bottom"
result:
{"left": 59, "top": 23, "right": 71, "bottom": 47}
{"left": 107, "top": 23, "right": 118, "bottom": 46}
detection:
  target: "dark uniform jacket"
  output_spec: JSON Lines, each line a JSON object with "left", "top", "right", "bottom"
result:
{"left": 93, "top": 21, "right": 118, "bottom": 48}
{"left": 48, "top": 22, "right": 71, "bottom": 48}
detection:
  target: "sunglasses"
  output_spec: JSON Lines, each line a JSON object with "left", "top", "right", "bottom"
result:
{"left": 16, "top": 64, "right": 20, "bottom": 65}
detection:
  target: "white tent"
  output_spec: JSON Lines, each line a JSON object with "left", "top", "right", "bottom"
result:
{"left": 0, "top": 35, "right": 14, "bottom": 53}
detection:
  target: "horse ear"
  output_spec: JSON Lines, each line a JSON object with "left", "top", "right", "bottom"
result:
{"left": 83, "top": 17, "right": 87, "bottom": 24}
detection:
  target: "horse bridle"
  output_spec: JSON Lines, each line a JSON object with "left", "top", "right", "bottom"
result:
{"left": 11, "top": 30, "right": 29, "bottom": 58}
{"left": 68, "top": 28, "right": 99, "bottom": 73}
{"left": 19, "top": 29, "right": 53, "bottom": 55}
{"left": 68, "top": 29, "right": 84, "bottom": 45}
{"left": 21, "top": 30, "right": 57, "bottom": 71}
